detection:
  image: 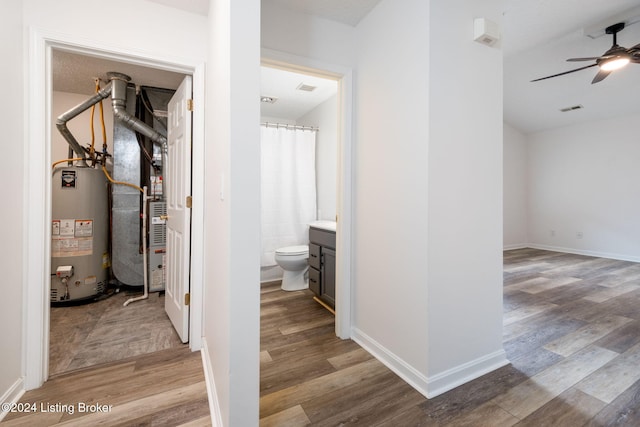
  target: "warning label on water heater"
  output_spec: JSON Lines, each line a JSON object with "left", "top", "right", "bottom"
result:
{"left": 75, "top": 220, "right": 93, "bottom": 237}
{"left": 51, "top": 218, "right": 93, "bottom": 258}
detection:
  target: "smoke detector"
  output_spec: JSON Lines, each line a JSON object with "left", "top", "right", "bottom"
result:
{"left": 474, "top": 18, "right": 500, "bottom": 47}
{"left": 260, "top": 96, "right": 278, "bottom": 104}
{"left": 296, "top": 83, "right": 317, "bottom": 92}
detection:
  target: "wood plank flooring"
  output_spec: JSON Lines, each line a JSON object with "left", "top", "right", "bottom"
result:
{"left": 260, "top": 249, "right": 640, "bottom": 426}
{"left": 49, "top": 289, "right": 185, "bottom": 375}
{"left": 2, "top": 347, "right": 211, "bottom": 426}
{"left": 7, "top": 249, "right": 640, "bottom": 426}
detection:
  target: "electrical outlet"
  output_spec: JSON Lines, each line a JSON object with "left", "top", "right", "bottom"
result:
{"left": 576, "top": 231, "right": 583, "bottom": 239}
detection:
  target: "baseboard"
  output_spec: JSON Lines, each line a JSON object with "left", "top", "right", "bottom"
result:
{"left": 352, "top": 328, "right": 509, "bottom": 399}
{"left": 0, "top": 377, "right": 25, "bottom": 422}
{"left": 351, "top": 328, "right": 431, "bottom": 397}
{"left": 425, "top": 349, "right": 510, "bottom": 398}
{"left": 201, "top": 338, "right": 223, "bottom": 427}
{"left": 503, "top": 243, "right": 528, "bottom": 251}
{"left": 528, "top": 243, "right": 640, "bottom": 263}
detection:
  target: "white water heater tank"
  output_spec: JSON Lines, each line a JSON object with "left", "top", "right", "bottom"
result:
{"left": 51, "top": 166, "right": 109, "bottom": 302}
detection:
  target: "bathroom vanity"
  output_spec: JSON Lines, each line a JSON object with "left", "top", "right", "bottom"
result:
{"left": 308, "top": 221, "right": 336, "bottom": 310}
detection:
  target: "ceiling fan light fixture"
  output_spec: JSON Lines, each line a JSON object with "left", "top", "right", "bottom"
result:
{"left": 599, "top": 56, "right": 630, "bottom": 71}
{"left": 532, "top": 21, "right": 638, "bottom": 84}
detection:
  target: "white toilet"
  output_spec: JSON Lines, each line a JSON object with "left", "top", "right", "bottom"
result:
{"left": 275, "top": 245, "right": 309, "bottom": 291}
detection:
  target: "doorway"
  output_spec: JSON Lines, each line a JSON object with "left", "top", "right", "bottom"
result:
{"left": 49, "top": 51, "right": 192, "bottom": 374}
{"left": 24, "top": 34, "right": 205, "bottom": 389}
{"left": 260, "top": 52, "right": 354, "bottom": 339}
{"left": 49, "top": 50, "right": 190, "bottom": 374}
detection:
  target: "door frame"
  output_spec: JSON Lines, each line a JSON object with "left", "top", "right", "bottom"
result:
{"left": 261, "top": 49, "right": 353, "bottom": 339}
{"left": 24, "top": 28, "right": 206, "bottom": 389}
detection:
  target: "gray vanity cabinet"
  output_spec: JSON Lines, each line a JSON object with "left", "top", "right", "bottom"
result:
{"left": 308, "top": 226, "right": 336, "bottom": 309}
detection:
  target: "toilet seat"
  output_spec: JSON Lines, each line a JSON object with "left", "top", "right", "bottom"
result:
{"left": 275, "top": 245, "right": 308, "bottom": 256}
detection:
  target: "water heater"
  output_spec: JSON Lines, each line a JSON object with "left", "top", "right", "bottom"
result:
{"left": 51, "top": 166, "right": 109, "bottom": 303}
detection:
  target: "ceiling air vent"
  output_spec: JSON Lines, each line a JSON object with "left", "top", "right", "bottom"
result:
{"left": 296, "top": 83, "right": 317, "bottom": 92}
{"left": 560, "top": 104, "right": 583, "bottom": 112}
{"left": 261, "top": 96, "right": 278, "bottom": 104}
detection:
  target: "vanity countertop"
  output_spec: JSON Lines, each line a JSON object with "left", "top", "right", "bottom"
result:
{"left": 309, "top": 220, "right": 336, "bottom": 232}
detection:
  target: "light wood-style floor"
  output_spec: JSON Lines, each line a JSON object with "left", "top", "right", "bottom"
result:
{"left": 260, "top": 248, "right": 640, "bottom": 426}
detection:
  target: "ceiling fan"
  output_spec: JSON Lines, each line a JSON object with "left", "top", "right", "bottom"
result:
{"left": 531, "top": 22, "right": 640, "bottom": 84}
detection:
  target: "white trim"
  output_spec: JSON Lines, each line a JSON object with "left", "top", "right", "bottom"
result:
{"left": 0, "top": 378, "right": 26, "bottom": 422}
{"left": 352, "top": 328, "right": 430, "bottom": 397}
{"left": 25, "top": 27, "right": 206, "bottom": 389}
{"left": 261, "top": 48, "right": 354, "bottom": 339}
{"left": 527, "top": 244, "right": 640, "bottom": 263}
{"left": 24, "top": 26, "right": 50, "bottom": 390}
{"left": 200, "top": 338, "right": 222, "bottom": 427}
{"left": 503, "top": 243, "right": 528, "bottom": 251}
{"left": 188, "top": 63, "right": 206, "bottom": 351}
{"left": 425, "top": 350, "right": 510, "bottom": 398}
{"left": 352, "top": 328, "right": 510, "bottom": 399}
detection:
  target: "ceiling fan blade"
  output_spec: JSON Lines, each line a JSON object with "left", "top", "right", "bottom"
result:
{"left": 531, "top": 63, "right": 598, "bottom": 82}
{"left": 566, "top": 56, "right": 602, "bottom": 62}
{"left": 630, "top": 43, "right": 640, "bottom": 62}
{"left": 591, "top": 68, "right": 611, "bottom": 84}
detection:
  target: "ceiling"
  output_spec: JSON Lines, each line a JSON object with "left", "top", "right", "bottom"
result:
{"left": 260, "top": 67, "right": 337, "bottom": 121}
{"left": 261, "top": 0, "right": 381, "bottom": 26}
{"left": 53, "top": 0, "right": 640, "bottom": 134}
{"left": 52, "top": 49, "right": 186, "bottom": 95}
{"left": 503, "top": 1, "right": 640, "bottom": 133}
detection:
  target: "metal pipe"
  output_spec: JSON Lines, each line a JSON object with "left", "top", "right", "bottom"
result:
{"left": 56, "top": 82, "right": 113, "bottom": 164}
{"left": 124, "top": 186, "right": 150, "bottom": 307}
{"left": 109, "top": 72, "right": 167, "bottom": 146}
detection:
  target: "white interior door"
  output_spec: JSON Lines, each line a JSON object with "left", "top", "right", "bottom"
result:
{"left": 165, "top": 75, "right": 192, "bottom": 343}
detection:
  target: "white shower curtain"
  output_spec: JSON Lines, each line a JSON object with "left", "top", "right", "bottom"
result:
{"left": 261, "top": 126, "right": 317, "bottom": 267}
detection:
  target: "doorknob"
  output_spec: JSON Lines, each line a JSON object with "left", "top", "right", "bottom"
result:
{"left": 159, "top": 215, "right": 169, "bottom": 220}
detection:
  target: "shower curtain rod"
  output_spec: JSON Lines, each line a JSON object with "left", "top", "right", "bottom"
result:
{"left": 261, "top": 122, "right": 319, "bottom": 132}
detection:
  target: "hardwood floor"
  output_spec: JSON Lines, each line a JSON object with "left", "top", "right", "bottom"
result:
{"left": 1, "top": 347, "right": 210, "bottom": 426}
{"left": 2, "top": 289, "right": 200, "bottom": 425}
{"left": 7, "top": 249, "right": 640, "bottom": 426}
{"left": 49, "top": 289, "right": 185, "bottom": 375}
{"left": 260, "top": 249, "right": 640, "bottom": 426}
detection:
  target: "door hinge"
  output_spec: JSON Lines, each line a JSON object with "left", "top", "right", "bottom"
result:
{"left": 186, "top": 196, "right": 192, "bottom": 208}
{"left": 187, "top": 99, "right": 194, "bottom": 111}
{"left": 184, "top": 293, "right": 190, "bottom": 306}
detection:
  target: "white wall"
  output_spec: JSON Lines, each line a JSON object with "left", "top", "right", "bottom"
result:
{"left": 298, "top": 94, "right": 338, "bottom": 221}
{"left": 527, "top": 113, "right": 640, "bottom": 261}
{"left": 261, "top": 2, "right": 355, "bottom": 67}
{"left": 24, "top": 0, "right": 206, "bottom": 59}
{"left": 0, "top": 0, "right": 25, "bottom": 409}
{"left": 352, "top": 0, "right": 430, "bottom": 378}
{"left": 503, "top": 122, "right": 528, "bottom": 248}
{"left": 428, "top": 0, "right": 506, "bottom": 389}
{"left": 205, "top": 0, "right": 260, "bottom": 425}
